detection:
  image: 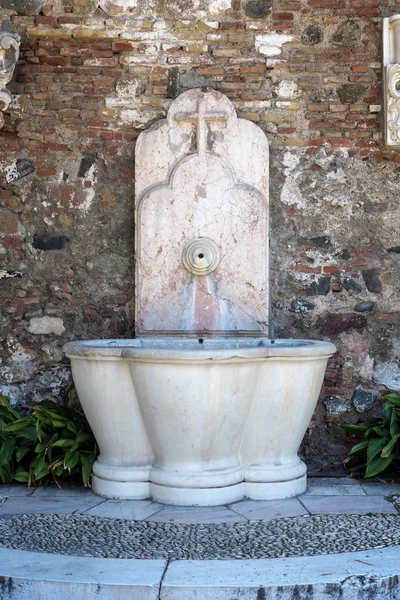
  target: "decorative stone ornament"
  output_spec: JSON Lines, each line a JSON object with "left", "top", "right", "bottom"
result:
{"left": 182, "top": 238, "right": 221, "bottom": 276}
{"left": 0, "top": 32, "right": 21, "bottom": 129}
{"left": 135, "top": 89, "right": 270, "bottom": 336}
{"left": 383, "top": 16, "right": 400, "bottom": 147}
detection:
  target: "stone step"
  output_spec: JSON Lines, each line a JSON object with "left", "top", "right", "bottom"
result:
{"left": 1, "top": 546, "right": 400, "bottom": 599}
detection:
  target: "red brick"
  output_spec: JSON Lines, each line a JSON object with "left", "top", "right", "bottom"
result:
{"left": 219, "top": 21, "right": 246, "bottom": 29}
{"left": 272, "top": 12, "right": 294, "bottom": 19}
{"left": 307, "top": 104, "right": 327, "bottom": 112}
{"left": 87, "top": 119, "right": 110, "bottom": 128}
{"left": 277, "top": 126, "right": 296, "bottom": 134}
{"left": 41, "top": 56, "right": 68, "bottom": 67}
{"left": 330, "top": 139, "right": 353, "bottom": 147}
{"left": 112, "top": 42, "right": 133, "bottom": 52}
{"left": 35, "top": 15, "right": 57, "bottom": 25}
{"left": 91, "top": 50, "right": 113, "bottom": 58}
{"left": 358, "top": 7, "right": 379, "bottom": 13}
{"left": 12, "top": 297, "right": 40, "bottom": 305}
{"left": 293, "top": 265, "right": 322, "bottom": 273}
{"left": 308, "top": 0, "right": 345, "bottom": 6}
{"left": 323, "top": 266, "right": 340, "bottom": 273}
{"left": 58, "top": 16, "right": 83, "bottom": 24}
{"left": 37, "top": 166, "right": 57, "bottom": 176}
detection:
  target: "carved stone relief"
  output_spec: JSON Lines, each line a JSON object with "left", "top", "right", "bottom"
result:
{"left": 135, "top": 89, "right": 269, "bottom": 336}
{"left": 383, "top": 16, "right": 400, "bottom": 147}
{"left": 0, "top": 32, "right": 21, "bottom": 129}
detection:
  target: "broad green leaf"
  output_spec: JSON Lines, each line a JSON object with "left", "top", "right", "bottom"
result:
{"left": 348, "top": 440, "right": 369, "bottom": 456}
{"left": 13, "top": 470, "right": 29, "bottom": 483}
{"left": 52, "top": 420, "right": 68, "bottom": 428}
{"left": 0, "top": 438, "right": 16, "bottom": 467}
{"left": 390, "top": 408, "right": 400, "bottom": 437}
{"left": 17, "top": 426, "right": 37, "bottom": 441}
{"left": 75, "top": 432, "right": 92, "bottom": 444}
{"left": 366, "top": 426, "right": 390, "bottom": 440}
{"left": 80, "top": 451, "right": 95, "bottom": 487}
{"left": 365, "top": 455, "right": 396, "bottom": 478}
{"left": 2, "top": 418, "right": 35, "bottom": 433}
{"left": 367, "top": 437, "right": 387, "bottom": 463}
{"left": 0, "top": 408, "right": 20, "bottom": 422}
{"left": 35, "top": 419, "right": 43, "bottom": 443}
{"left": 64, "top": 449, "right": 80, "bottom": 470}
{"left": 341, "top": 423, "right": 375, "bottom": 435}
{"left": 33, "top": 457, "right": 47, "bottom": 478}
{"left": 16, "top": 446, "right": 31, "bottom": 462}
{"left": 381, "top": 433, "right": 400, "bottom": 458}
{"left": 33, "top": 467, "right": 50, "bottom": 481}
{"left": 33, "top": 400, "right": 61, "bottom": 410}
{"left": 0, "top": 394, "right": 21, "bottom": 419}
{"left": 66, "top": 421, "right": 78, "bottom": 434}
{"left": 40, "top": 409, "right": 68, "bottom": 423}
{"left": 0, "top": 463, "right": 13, "bottom": 484}
{"left": 387, "top": 394, "right": 400, "bottom": 407}
{"left": 51, "top": 438, "right": 75, "bottom": 449}
{"left": 383, "top": 403, "right": 394, "bottom": 422}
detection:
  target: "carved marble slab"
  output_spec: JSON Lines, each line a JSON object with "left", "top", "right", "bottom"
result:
{"left": 135, "top": 89, "right": 269, "bottom": 336}
{"left": 383, "top": 16, "right": 400, "bottom": 147}
{"left": 0, "top": 32, "right": 21, "bottom": 129}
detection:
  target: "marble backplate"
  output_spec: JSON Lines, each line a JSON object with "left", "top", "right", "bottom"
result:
{"left": 135, "top": 89, "right": 269, "bottom": 336}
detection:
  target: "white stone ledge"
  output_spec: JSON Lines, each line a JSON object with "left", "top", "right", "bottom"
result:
{"left": 162, "top": 547, "right": 400, "bottom": 599}
{"left": 0, "top": 548, "right": 166, "bottom": 600}
{"left": 2, "top": 546, "right": 400, "bottom": 599}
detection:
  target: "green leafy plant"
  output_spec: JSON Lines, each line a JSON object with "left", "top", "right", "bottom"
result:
{"left": 0, "top": 393, "right": 98, "bottom": 487}
{"left": 341, "top": 393, "right": 400, "bottom": 479}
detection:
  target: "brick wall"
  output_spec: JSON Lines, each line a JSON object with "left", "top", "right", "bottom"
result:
{"left": 1, "top": 0, "right": 400, "bottom": 458}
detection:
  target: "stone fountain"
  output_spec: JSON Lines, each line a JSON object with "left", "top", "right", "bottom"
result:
{"left": 63, "top": 89, "right": 335, "bottom": 506}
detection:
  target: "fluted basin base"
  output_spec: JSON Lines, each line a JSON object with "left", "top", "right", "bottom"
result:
{"left": 63, "top": 338, "right": 335, "bottom": 506}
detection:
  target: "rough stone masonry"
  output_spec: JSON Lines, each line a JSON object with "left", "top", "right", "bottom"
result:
{"left": 0, "top": 0, "right": 400, "bottom": 459}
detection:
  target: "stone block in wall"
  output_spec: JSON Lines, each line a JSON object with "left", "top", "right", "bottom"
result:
{"left": 74, "top": 0, "right": 98, "bottom": 15}
{"left": 1, "top": 0, "right": 42, "bottom": 15}
{"left": 362, "top": 268, "right": 382, "bottom": 293}
{"left": 352, "top": 386, "right": 379, "bottom": 412}
{"left": 243, "top": 0, "right": 272, "bottom": 18}
{"left": 0, "top": 212, "right": 18, "bottom": 234}
{"left": 374, "top": 362, "right": 400, "bottom": 394}
{"left": 320, "top": 313, "right": 367, "bottom": 336}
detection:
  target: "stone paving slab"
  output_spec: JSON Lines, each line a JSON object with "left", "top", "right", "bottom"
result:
{"left": 304, "top": 483, "right": 366, "bottom": 496}
{"left": 161, "top": 546, "right": 400, "bottom": 600}
{"left": 0, "top": 486, "right": 35, "bottom": 499}
{"left": 0, "top": 478, "right": 399, "bottom": 522}
{"left": 300, "top": 494, "right": 398, "bottom": 515}
{"left": 32, "top": 486, "right": 97, "bottom": 498}
{"left": 0, "top": 496, "right": 104, "bottom": 516}
{"left": 85, "top": 499, "right": 164, "bottom": 520}
{"left": 145, "top": 505, "right": 247, "bottom": 523}
{"left": 361, "top": 482, "right": 400, "bottom": 496}
{"left": 0, "top": 547, "right": 165, "bottom": 600}
{"left": 229, "top": 497, "right": 308, "bottom": 520}
{"left": 307, "top": 477, "right": 363, "bottom": 486}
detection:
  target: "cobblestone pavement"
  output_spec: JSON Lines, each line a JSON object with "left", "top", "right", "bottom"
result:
{"left": 0, "top": 478, "right": 399, "bottom": 560}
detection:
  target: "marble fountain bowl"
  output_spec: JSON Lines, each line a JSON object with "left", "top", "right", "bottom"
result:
{"left": 63, "top": 338, "right": 336, "bottom": 506}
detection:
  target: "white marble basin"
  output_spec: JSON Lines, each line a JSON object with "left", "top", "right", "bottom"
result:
{"left": 63, "top": 338, "right": 335, "bottom": 505}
